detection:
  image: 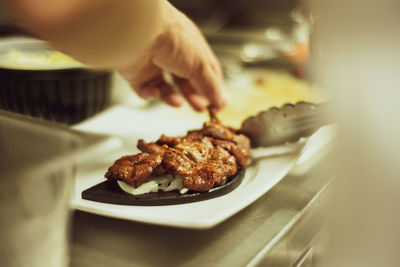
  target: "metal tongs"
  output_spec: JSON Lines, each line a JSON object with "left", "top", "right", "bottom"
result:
{"left": 240, "top": 102, "right": 332, "bottom": 147}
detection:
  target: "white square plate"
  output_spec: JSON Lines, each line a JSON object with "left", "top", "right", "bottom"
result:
{"left": 72, "top": 106, "right": 334, "bottom": 229}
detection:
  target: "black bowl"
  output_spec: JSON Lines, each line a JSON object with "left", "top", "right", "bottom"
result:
{"left": 0, "top": 37, "right": 111, "bottom": 124}
{"left": 0, "top": 67, "right": 111, "bottom": 124}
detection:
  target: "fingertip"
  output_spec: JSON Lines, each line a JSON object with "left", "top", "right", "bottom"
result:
{"left": 190, "top": 95, "right": 209, "bottom": 112}
{"left": 220, "top": 89, "right": 230, "bottom": 106}
{"left": 138, "top": 86, "right": 160, "bottom": 99}
{"left": 189, "top": 64, "right": 228, "bottom": 110}
{"left": 173, "top": 76, "right": 209, "bottom": 112}
{"left": 210, "top": 89, "right": 229, "bottom": 110}
{"left": 162, "top": 91, "right": 185, "bottom": 107}
{"left": 168, "top": 94, "right": 185, "bottom": 107}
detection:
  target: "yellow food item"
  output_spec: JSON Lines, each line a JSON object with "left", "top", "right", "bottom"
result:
{"left": 218, "top": 70, "right": 326, "bottom": 127}
{"left": 170, "top": 69, "right": 327, "bottom": 128}
{"left": 0, "top": 49, "right": 83, "bottom": 70}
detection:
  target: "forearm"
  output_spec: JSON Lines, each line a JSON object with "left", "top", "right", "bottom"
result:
{"left": 7, "top": 0, "right": 164, "bottom": 68}
{"left": 7, "top": 0, "right": 227, "bottom": 111}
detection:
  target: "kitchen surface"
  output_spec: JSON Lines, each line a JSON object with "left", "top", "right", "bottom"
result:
{"left": 71, "top": 151, "right": 332, "bottom": 267}
{"left": 66, "top": 86, "right": 334, "bottom": 267}
{"left": 3, "top": 0, "right": 399, "bottom": 267}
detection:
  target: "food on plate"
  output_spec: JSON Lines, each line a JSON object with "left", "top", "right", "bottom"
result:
{"left": 0, "top": 49, "right": 83, "bottom": 70}
{"left": 105, "top": 109, "right": 250, "bottom": 194}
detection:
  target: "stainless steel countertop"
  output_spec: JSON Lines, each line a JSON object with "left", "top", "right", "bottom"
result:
{"left": 70, "top": 154, "right": 332, "bottom": 267}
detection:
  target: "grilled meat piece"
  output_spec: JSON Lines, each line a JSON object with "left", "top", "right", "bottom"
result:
{"left": 210, "top": 139, "right": 249, "bottom": 168}
{"left": 157, "top": 134, "right": 183, "bottom": 147}
{"left": 137, "top": 139, "right": 165, "bottom": 154}
{"left": 192, "top": 146, "right": 237, "bottom": 184}
{"left": 106, "top": 109, "right": 251, "bottom": 192}
{"left": 162, "top": 146, "right": 196, "bottom": 176}
{"left": 105, "top": 153, "right": 163, "bottom": 187}
{"left": 202, "top": 120, "right": 251, "bottom": 168}
{"left": 185, "top": 161, "right": 236, "bottom": 191}
{"left": 161, "top": 139, "right": 238, "bottom": 192}
{"left": 174, "top": 138, "right": 214, "bottom": 164}
{"left": 203, "top": 121, "right": 235, "bottom": 141}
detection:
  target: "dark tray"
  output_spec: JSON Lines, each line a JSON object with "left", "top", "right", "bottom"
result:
{"left": 82, "top": 168, "right": 246, "bottom": 206}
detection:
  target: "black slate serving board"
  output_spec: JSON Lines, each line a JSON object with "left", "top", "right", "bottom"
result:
{"left": 82, "top": 168, "right": 246, "bottom": 206}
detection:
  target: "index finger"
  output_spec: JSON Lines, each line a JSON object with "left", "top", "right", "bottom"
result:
{"left": 188, "top": 61, "right": 227, "bottom": 109}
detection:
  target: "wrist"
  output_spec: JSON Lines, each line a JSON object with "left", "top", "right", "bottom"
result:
{"left": 151, "top": 1, "right": 183, "bottom": 48}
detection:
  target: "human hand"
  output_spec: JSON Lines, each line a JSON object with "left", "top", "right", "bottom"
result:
{"left": 119, "top": 1, "right": 227, "bottom": 111}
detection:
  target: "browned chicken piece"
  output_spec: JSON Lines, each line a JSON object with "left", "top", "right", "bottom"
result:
{"left": 201, "top": 117, "right": 251, "bottom": 168}
{"left": 157, "top": 134, "right": 183, "bottom": 147}
{"left": 211, "top": 137, "right": 250, "bottom": 168}
{"left": 202, "top": 109, "right": 250, "bottom": 166}
{"left": 232, "top": 134, "right": 251, "bottom": 153}
{"left": 182, "top": 174, "right": 215, "bottom": 192}
{"left": 203, "top": 121, "right": 235, "bottom": 141}
{"left": 106, "top": 108, "right": 251, "bottom": 192}
{"left": 186, "top": 161, "right": 236, "bottom": 190}
{"left": 174, "top": 138, "right": 214, "bottom": 164}
{"left": 162, "top": 146, "right": 196, "bottom": 176}
{"left": 202, "top": 108, "right": 235, "bottom": 141}
{"left": 183, "top": 146, "right": 237, "bottom": 191}
{"left": 105, "top": 153, "right": 163, "bottom": 187}
{"left": 137, "top": 139, "right": 165, "bottom": 155}
{"left": 185, "top": 130, "right": 205, "bottom": 141}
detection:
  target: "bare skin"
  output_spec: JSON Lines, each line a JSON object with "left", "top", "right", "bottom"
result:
{"left": 119, "top": 3, "right": 226, "bottom": 111}
{"left": 7, "top": 0, "right": 227, "bottom": 111}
